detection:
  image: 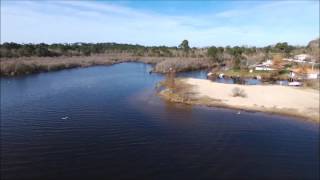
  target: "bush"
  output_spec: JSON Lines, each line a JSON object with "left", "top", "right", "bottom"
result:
{"left": 278, "top": 69, "right": 290, "bottom": 75}
{"left": 14, "top": 63, "right": 37, "bottom": 75}
{"left": 232, "top": 87, "right": 247, "bottom": 97}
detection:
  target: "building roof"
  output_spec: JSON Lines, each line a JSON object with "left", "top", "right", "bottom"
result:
{"left": 295, "top": 54, "right": 310, "bottom": 57}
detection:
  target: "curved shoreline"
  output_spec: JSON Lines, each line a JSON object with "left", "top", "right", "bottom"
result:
{"left": 0, "top": 55, "right": 213, "bottom": 77}
{"left": 158, "top": 78, "right": 320, "bottom": 122}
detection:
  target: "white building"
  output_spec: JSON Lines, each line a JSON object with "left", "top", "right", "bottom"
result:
{"left": 262, "top": 59, "right": 273, "bottom": 66}
{"left": 254, "top": 59, "right": 274, "bottom": 71}
{"left": 283, "top": 58, "right": 294, "bottom": 62}
{"left": 293, "top": 54, "right": 311, "bottom": 62}
{"left": 255, "top": 65, "right": 274, "bottom": 71}
{"left": 283, "top": 54, "right": 313, "bottom": 64}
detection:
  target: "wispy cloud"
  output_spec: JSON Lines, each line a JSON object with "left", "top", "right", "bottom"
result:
{"left": 1, "top": 0, "right": 319, "bottom": 47}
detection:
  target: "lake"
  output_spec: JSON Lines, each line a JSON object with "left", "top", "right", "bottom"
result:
{"left": 1, "top": 63, "right": 319, "bottom": 180}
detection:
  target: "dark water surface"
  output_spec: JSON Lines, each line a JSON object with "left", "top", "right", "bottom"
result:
{"left": 1, "top": 63, "right": 319, "bottom": 180}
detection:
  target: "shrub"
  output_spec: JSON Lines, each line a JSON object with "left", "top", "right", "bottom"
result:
{"left": 232, "top": 87, "right": 247, "bottom": 97}
{"left": 278, "top": 69, "right": 290, "bottom": 75}
{"left": 14, "top": 63, "right": 37, "bottom": 75}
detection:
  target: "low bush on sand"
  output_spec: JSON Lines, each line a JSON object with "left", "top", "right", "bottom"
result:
{"left": 232, "top": 87, "right": 247, "bottom": 97}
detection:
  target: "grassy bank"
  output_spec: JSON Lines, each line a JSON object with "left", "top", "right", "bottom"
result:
{"left": 0, "top": 54, "right": 214, "bottom": 76}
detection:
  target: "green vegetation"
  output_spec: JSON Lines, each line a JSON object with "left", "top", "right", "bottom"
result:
{"left": 207, "top": 46, "right": 224, "bottom": 63}
{"left": 179, "top": 40, "right": 190, "bottom": 52}
{"left": 0, "top": 40, "right": 306, "bottom": 60}
{"left": 0, "top": 42, "right": 148, "bottom": 58}
{"left": 1, "top": 38, "right": 318, "bottom": 77}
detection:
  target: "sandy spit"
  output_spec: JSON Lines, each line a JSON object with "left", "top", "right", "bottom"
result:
{"left": 162, "top": 78, "right": 320, "bottom": 122}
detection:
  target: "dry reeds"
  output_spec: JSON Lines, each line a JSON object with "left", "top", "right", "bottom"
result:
{"left": 0, "top": 54, "right": 167, "bottom": 76}
{"left": 153, "top": 57, "right": 212, "bottom": 73}
{"left": 0, "top": 54, "right": 216, "bottom": 76}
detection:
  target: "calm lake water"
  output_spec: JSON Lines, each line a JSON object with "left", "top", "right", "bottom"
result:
{"left": 1, "top": 63, "right": 319, "bottom": 180}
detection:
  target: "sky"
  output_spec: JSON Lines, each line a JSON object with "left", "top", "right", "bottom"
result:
{"left": 1, "top": 0, "right": 319, "bottom": 47}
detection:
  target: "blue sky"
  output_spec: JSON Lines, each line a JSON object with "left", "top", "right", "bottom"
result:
{"left": 1, "top": 0, "right": 319, "bottom": 47}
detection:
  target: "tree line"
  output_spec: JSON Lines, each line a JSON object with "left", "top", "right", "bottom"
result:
{"left": 0, "top": 40, "right": 300, "bottom": 59}
{"left": 0, "top": 42, "right": 149, "bottom": 57}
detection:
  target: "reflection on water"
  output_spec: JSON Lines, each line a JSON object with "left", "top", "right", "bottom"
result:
{"left": 1, "top": 63, "right": 319, "bottom": 180}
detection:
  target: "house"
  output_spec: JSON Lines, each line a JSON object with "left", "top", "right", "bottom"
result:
{"left": 283, "top": 54, "right": 315, "bottom": 64}
{"left": 289, "top": 54, "right": 312, "bottom": 63}
{"left": 294, "top": 54, "right": 311, "bottom": 61}
{"left": 255, "top": 64, "right": 274, "bottom": 71}
{"left": 253, "top": 59, "right": 274, "bottom": 71}
{"left": 283, "top": 58, "right": 294, "bottom": 62}
{"left": 262, "top": 59, "right": 273, "bottom": 66}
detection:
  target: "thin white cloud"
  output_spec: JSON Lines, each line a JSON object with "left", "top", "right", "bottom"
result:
{"left": 216, "top": 9, "right": 242, "bottom": 18}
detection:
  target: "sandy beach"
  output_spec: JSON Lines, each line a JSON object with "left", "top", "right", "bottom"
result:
{"left": 160, "top": 78, "right": 320, "bottom": 122}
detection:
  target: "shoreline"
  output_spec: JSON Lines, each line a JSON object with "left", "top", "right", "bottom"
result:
{"left": 158, "top": 78, "right": 320, "bottom": 122}
{"left": 0, "top": 55, "right": 212, "bottom": 77}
